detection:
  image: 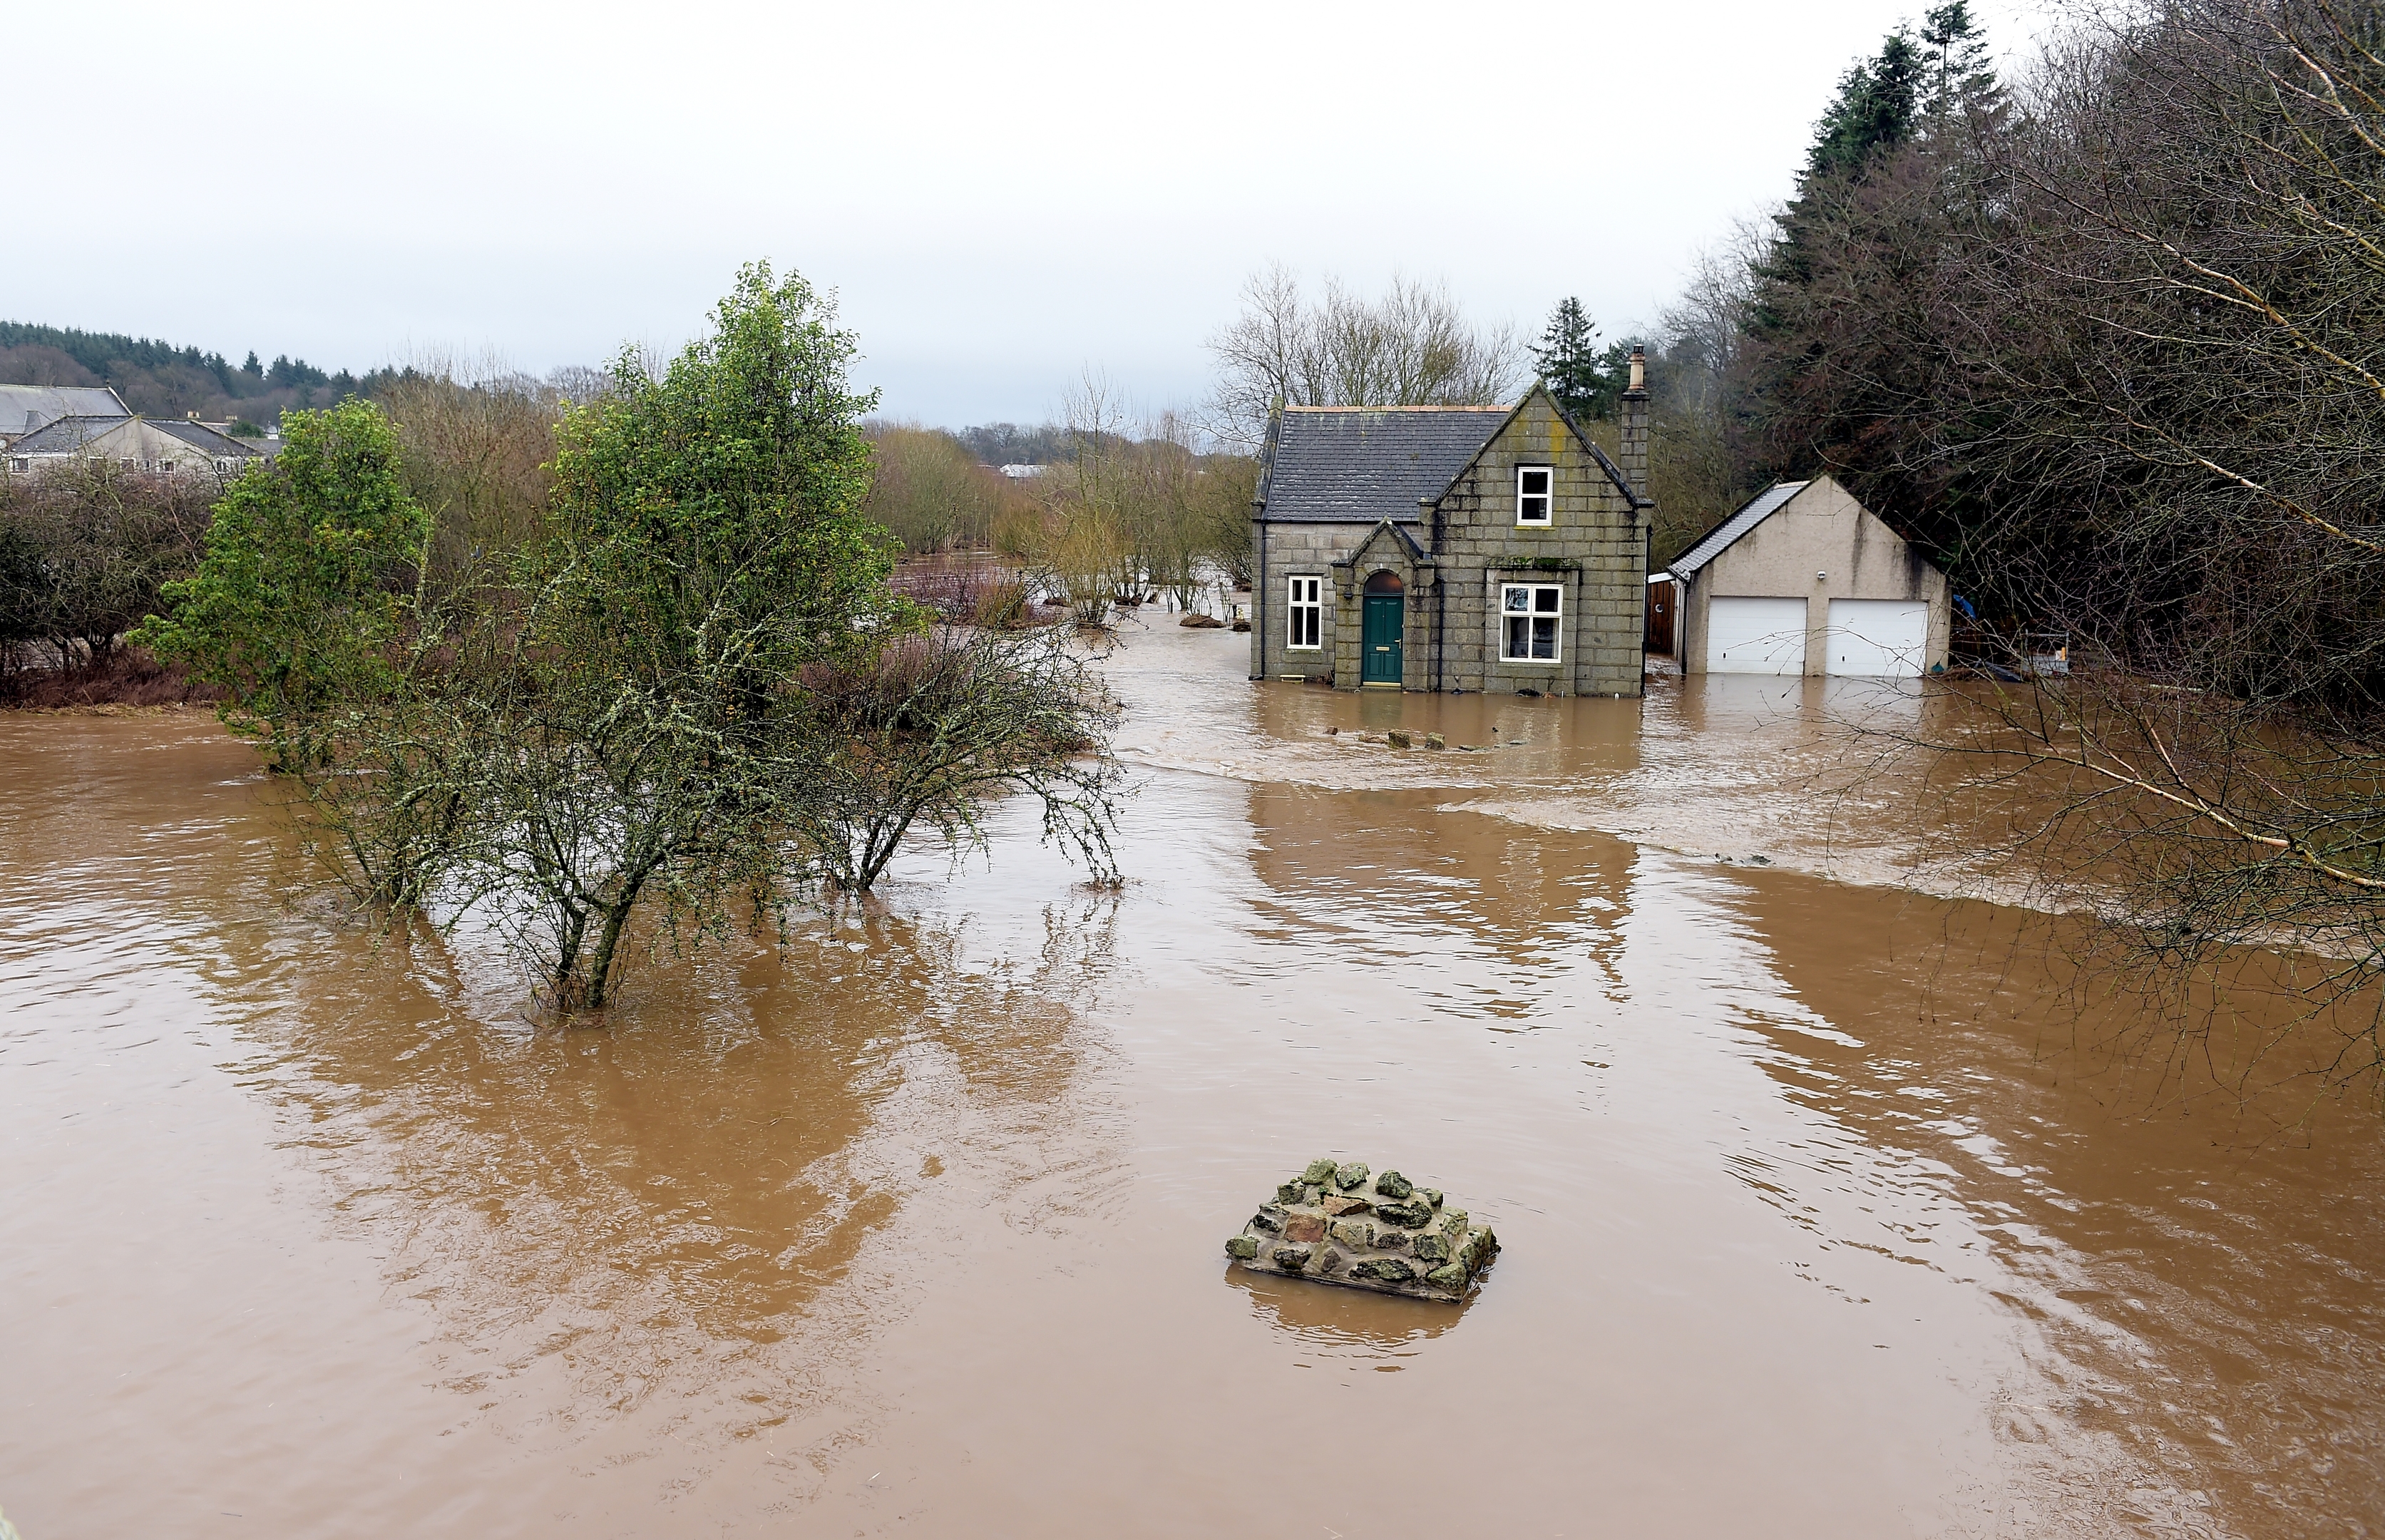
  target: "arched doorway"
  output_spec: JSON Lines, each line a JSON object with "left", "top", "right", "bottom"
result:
{"left": 1361, "top": 570, "right": 1405, "bottom": 687}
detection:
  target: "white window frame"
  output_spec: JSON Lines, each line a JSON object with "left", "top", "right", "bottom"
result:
{"left": 1286, "top": 574, "right": 1323, "bottom": 650}
{"left": 1499, "top": 582, "right": 1564, "bottom": 663}
{"left": 1515, "top": 463, "right": 1553, "bottom": 525}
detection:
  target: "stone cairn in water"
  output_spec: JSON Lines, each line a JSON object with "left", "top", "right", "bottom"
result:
{"left": 1224, "top": 1158, "right": 1498, "bottom": 1301}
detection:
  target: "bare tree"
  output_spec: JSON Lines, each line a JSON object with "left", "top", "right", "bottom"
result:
{"left": 379, "top": 355, "right": 563, "bottom": 596}
{"left": 1205, "top": 265, "right": 1524, "bottom": 449}
{"left": 1875, "top": 0, "right": 2385, "bottom": 1095}
{"left": 785, "top": 625, "right": 1124, "bottom": 893}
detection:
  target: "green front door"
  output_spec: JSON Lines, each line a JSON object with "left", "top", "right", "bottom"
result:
{"left": 1362, "top": 593, "right": 1405, "bottom": 685}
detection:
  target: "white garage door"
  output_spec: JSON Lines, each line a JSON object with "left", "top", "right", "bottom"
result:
{"left": 1707, "top": 597, "right": 1809, "bottom": 674}
{"left": 1825, "top": 599, "right": 1929, "bottom": 676}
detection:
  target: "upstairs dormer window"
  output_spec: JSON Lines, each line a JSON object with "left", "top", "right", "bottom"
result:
{"left": 1517, "top": 464, "right": 1552, "bottom": 525}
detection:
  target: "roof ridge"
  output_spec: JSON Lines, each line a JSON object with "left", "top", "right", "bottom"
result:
{"left": 1666, "top": 480, "right": 1814, "bottom": 577}
{"left": 1279, "top": 404, "right": 1512, "bottom": 414}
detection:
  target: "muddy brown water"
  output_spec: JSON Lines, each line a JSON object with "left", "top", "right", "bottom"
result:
{"left": 4, "top": 625, "right": 2381, "bottom": 1538}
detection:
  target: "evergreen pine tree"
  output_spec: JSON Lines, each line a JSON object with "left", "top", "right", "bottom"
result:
{"left": 1919, "top": 2, "right": 2001, "bottom": 124}
{"left": 1533, "top": 297, "right": 1633, "bottom": 420}
{"left": 1807, "top": 31, "right": 1924, "bottom": 182}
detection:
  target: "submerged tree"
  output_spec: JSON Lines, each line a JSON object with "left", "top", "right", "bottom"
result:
{"left": 788, "top": 626, "right": 1122, "bottom": 893}
{"left": 456, "top": 261, "right": 914, "bottom": 1005}
{"left": 145, "top": 265, "right": 1129, "bottom": 1011}
{"left": 138, "top": 399, "right": 429, "bottom": 771}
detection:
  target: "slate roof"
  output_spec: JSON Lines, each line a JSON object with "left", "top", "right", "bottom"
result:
{"left": 6, "top": 414, "right": 130, "bottom": 453}
{"left": 152, "top": 419, "right": 259, "bottom": 456}
{"left": 9, "top": 415, "right": 262, "bottom": 457}
{"left": 0, "top": 384, "right": 130, "bottom": 438}
{"left": 1256, "top": 406, "right": 1512, "bottom": 523}
{"left": 1666, "top": 481, "right": 1810, "bottom": 577}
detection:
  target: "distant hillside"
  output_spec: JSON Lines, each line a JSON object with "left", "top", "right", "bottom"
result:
{"left": 0, "top": 320, "right": 399, "bottom": 424}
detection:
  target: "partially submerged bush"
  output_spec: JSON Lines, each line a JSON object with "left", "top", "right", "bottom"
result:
{"left": 789, "top": 625, "right": 1122, "bottom": 893}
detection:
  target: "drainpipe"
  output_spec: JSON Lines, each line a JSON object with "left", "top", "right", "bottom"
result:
{"left": 1251, "top": 402, "right": 1283, "bottom": 680}
{"left": 1425, "top": 495, "right": 1445, "bottom": 692}
{"left": 1640, "top": 518, "right": 1651, "bottom": 692}
{"left": 1253, "top": 520, "right": 1269, "bottom": 679}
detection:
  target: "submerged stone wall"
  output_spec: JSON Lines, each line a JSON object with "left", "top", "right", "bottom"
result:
{"left": 1224, "top": 1157, "right": 1499, "bottom": 1302}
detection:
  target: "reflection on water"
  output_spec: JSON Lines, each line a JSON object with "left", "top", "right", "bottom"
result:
{"left": 1224, "top": 1263, "right": 1472, "bottom": 1355}
{"left": 1, "top": 627, "right": 2381, "bottom": 1539}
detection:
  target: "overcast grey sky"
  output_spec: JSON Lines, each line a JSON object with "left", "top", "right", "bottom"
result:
{"left": 8, "top": 0, "right": 2046, "bottom": 427}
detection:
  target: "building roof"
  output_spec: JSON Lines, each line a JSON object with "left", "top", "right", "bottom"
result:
{"left": 9, "top": 414, "right": 261, "bottom": 457}
{"left": 0, "top": 384, "right": 130, "bottom": 438}
{"left": 151, "top": 419, "right": 258, "bottom": 456}
{"left": 1256, "top": 405, "right": 1512, "bottom": 523}
{"left": 7, "top": 414, "right": 130, "bottom": 453}
{"left": 1666, "top": 481, "right": 1810, "bottom": 577}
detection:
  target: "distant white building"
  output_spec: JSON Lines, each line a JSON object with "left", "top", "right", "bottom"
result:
{"left": 997, "top": 463, "right": 1045, "bottom": 480}
{"left": 0, "top": 384, "right": 130, "bottom": 446}
{"left": 5, "top": 413, "right": 263, "bottom": 480}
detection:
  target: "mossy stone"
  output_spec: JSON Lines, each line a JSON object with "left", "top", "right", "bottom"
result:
{"left": 1350, "top": 1257, "right": 1416, "bottom": 1283}
{"left": 1375, "top": 1199, "right": 1431, "bottom": 1229}
{"left": 1226, "top": 1236, "right": 1259, "bottom": 1260}
{"left": 1413, "top": 1233, "right": 1451, "bottom": 1264}
{"left": 1300, "top": 1158, "right": 1340, "bottom": 1185}
{"left": 1274, "top": 1244, "right": 1313, "bottom": 1273}
{"left": 1425, "top": 1261, "right": 1468, "bottom": 1291}
{"left": 1333, "top": 1161, "right": 1369, "bottom": 1191}
{"left": 1329, "top": 1219, "right": 1373, "bottom": 1249}
{"left": 1373, "top": 1170, "right": 1414, "bottom": 1199}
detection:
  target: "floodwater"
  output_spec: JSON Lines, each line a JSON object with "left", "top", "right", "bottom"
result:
{"left": 4, "top": 623, "right": 2382, "bottom": 1539}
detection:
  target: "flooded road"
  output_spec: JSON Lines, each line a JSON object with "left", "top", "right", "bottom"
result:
{"left": 4, "top": 622, "right": 2381, "bottom": 1537}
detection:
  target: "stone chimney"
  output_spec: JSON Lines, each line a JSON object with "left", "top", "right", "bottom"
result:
{"left": 1619, "top": 344, "right": 1650, "bottom": 507}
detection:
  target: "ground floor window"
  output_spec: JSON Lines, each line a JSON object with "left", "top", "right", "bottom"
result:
{"left": 1287, "top": 575, "right": 1323, "bottom": 649}
{"left": 1501, "top": 582, "right": 1562, "bottom": 661}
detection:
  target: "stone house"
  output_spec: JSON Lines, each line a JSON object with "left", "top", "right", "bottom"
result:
{"left": 1663, "top": 475, "right": 1950, "bottom": 677}
{"left": 1248, "top": 356, "right": 1653, "bottom": 694}
{"left": 4, "top": 413, "right": 261, "bottom": 481}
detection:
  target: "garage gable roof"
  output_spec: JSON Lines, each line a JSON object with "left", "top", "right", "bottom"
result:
{"left": 1666, "top": 481, "right": 1809, "bottom": 578}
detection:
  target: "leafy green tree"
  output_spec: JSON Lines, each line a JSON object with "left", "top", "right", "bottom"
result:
{"left": 135, "top": 399, "right": 426, "bottom": 766}
{"left": 473, "top": 261, "right": 918, "bottom": 1005}
{"left": 1532, "top": 297, "right": 1633, "bottom": 421}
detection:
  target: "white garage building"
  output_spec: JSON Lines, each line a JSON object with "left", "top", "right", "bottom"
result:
{"left": 1664, "top": 476, "right": 1950, "bottom": 678}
